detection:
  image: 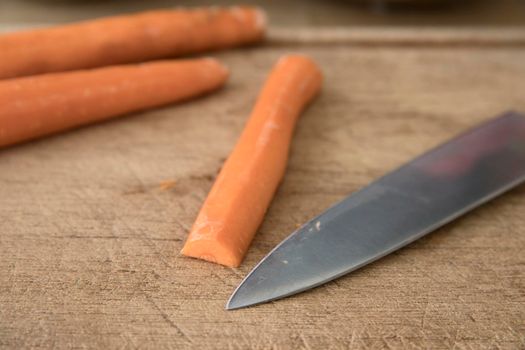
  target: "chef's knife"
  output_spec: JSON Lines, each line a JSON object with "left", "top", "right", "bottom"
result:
{"left": 227, "top": 111, "right": 525, "bottom": 310}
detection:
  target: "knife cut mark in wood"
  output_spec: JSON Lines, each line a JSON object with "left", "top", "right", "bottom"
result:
{"left": 268, "top": 28, "right": 525, "bottom": 48}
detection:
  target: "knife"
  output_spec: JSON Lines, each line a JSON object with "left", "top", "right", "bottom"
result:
{"left": 227, "top": 111, "right": 525, "bottom": 310}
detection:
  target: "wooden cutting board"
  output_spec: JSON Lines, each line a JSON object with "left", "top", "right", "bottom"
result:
{"left": 1, "top": 28, "right": 524, "bottom": 349}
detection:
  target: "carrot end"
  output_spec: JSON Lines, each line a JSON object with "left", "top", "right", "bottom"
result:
{"left": 181, "top": 240, "right": 241, "bottom": 268}
{"left": 253, "top": 7, "right": 268, "bottom": 34}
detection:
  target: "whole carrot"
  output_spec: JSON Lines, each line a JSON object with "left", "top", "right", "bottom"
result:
{"left": 181, "top": 55, "right": 322, "bottom": 267}
{"left": 0, "top": 6, "right": 265, "bottom": 79}
{"left": 0, "top": 58, "right": 228, "bottom": 148}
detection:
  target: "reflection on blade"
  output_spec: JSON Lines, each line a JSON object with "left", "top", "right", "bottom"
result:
{"left": 227, "top": 111, "right": 525, "bottom": 310}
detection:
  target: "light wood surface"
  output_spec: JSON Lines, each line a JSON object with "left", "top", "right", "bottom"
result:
{"left": 1, "top": 28, "right": 525, "bottom": 349}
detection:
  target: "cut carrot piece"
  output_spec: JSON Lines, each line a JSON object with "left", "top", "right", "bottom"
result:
{"left": 0, "top": 58, "right": 228, "bottom": 148}
{"left": 181, "top": 55, "right": 322, "bottom": 267}
{"left": 0, "top": 6, "right": 265, "bottom": 79}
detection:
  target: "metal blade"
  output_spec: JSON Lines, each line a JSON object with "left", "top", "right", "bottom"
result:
{"left": 227, "top": 111, "right": 525, "bottom": 310}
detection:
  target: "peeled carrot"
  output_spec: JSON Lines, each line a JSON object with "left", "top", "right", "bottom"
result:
{"left": 0, "top": 58, "right": 228, "bottom": 148}
{"left": 181, "top": 55, "right": 322, "bottom": 267}
{"left": 0, "top": 6, "right": 265, "bottom": 79}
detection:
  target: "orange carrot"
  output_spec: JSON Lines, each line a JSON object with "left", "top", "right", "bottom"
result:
{"left": 0, "top": 6, "right": 265, "bottom": 79}
{"left": 181, "top": 55, "right": 322, "bottom": 267}
{"left": 0, "top": 58, "right": 228, "bottom": 148}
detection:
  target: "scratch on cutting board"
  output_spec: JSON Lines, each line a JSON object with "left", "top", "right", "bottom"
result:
{"left": 298, "top": 333, "right": 313, "bottom": 350}
{"left": 145, "top": 295, "right": 193, "bottom": 344}
{"left": 420, "top": 300, "right": 430, "bottom": 328}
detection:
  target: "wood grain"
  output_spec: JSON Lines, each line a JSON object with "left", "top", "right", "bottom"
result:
{"left": 1, "top": 30, "right": 525, "bottom": 349}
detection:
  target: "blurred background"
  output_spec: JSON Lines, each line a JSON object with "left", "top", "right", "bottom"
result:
{"left": 1, "top": 0, "right": 525, "bottom": 28}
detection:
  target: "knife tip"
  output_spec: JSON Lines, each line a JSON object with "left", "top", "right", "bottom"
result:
{"left": 225, "top": 284, "right": 267, "bottom": 310}
{"left": 225, "top": 295, "right": 247, "bottom": 311}
{"left": 224, "top": 302, "right": 239, "bottom": 311}
{"left": 225, "top": 299, "right": 235, "bottom": 311}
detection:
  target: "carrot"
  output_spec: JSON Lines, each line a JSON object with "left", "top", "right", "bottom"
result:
{"left": 0, "top": 58, "right": 228, "bottom": 148}
{"left": 181, "top": 55, "right": 322, "bottom": 267}
{"left": 0, "top": 6, "right": 265, "bottom": 79}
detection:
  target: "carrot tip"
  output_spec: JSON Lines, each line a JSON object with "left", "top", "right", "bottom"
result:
{"left": 253, "top": 7, "right": 268, "bottom": 33}
{"left": 202, "top": 57, "right": 230, "bottom": 78}
{"left": 228, "top": 6, "right": 267, "bottom": 34}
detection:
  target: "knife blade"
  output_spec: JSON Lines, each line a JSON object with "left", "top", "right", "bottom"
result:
{"left": 227, "top": 111, "right": 525, "bottom": 310}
